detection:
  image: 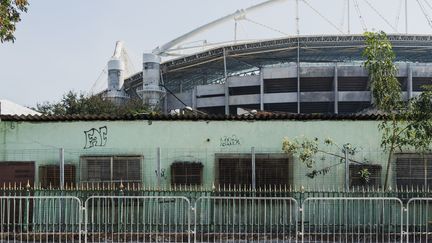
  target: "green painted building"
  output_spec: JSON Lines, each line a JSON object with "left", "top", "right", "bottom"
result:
{"left": 0, "top": 114, "right": 425, "bottom": 189}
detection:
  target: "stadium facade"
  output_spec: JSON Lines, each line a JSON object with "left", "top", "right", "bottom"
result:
{"left": 104, "top": 34, "right": 432, "bottom": 115}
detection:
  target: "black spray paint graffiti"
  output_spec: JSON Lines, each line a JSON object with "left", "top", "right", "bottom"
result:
{"left": 84, "top": 126, "right": 108, "bottom": 149}
{"left": 220, "top": 135, "right": 241, "bottom": 147}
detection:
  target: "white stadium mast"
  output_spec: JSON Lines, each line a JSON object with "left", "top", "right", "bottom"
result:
{"left": 137, "top": 0, "right": 288, "bottom": 110}
{"left": 152, "top": 0, "right": 287, "bottom": 56}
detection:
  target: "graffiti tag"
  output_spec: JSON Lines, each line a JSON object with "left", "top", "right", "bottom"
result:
{"left": 220, "top": 135, "right": 241, "bottom": 147}
{"left": 84, "top": 126, "right": 108, "bottom": 149}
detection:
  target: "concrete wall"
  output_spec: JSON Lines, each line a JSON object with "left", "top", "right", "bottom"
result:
{"left": 0, "top": 119, "right": 392, "bottom": 189}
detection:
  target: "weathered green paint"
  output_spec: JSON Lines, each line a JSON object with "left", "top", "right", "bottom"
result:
{"left": 0, "top": 119, "right": 393, "bottom": 188}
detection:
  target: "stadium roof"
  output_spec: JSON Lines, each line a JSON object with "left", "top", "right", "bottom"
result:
{"left": 123, "top": 34, "right": 432, "bottom": 93}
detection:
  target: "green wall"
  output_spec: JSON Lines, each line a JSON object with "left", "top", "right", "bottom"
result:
{"left": 0, "top": 119, "right": 391, "bottom": 188}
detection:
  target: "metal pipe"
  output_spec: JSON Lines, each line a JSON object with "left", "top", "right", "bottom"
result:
{"left": 297, "top": 40, "right": 301, "bottom": 114}
{"left": 405, "top": 0, "right": 408, "bottom": 34}
{"left": 154, "top": 0, "right": 287, "bottom": 54}
{"left": 296, "top": 0, "right": 301, "bottom": 114}
{"left": 334, "top": 63, "right": 339, "bottom": 114}
{"left": 345, "top": 148, "right": 349, "bottom": 191}
{"left": 223, "top": 48, "right": 229, "bottom": 115}
{"left": 259, "top": 69, "right": 264, "bottom": 110}
{"left": 408, "top": 62, "right": 413, "bottom": 99}
{"left": 234, "top": 21, "right": 238, "bottom": 44}
{"left": 251, "top": 147, "right": 256, "bottom": 190}
{"left": 347, "top": 0, "right": 351, "bottom": 34}
{"left": 59, "top": 148, "right": 64, "bottom": 190}
{"left": 157, "top": 147, "right": 161, "bottom": 188}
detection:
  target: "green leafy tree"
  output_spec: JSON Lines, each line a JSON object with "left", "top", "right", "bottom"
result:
{"left": 282, "top": 137, "right": 372, "bottom": 182}
{"left": 36, "top": 91, "right": 150, "bottom": 116}
{"left": 0, "top": 0, "right": 29, "bottom": 43}
{"left": 363, "top": 31, "right": 432, "bottom": 189}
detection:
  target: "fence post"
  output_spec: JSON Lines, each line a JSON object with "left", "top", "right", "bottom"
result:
{"left": 157, "top": 147, "right": 161, "bottom": 189}
{"left": 251, "top": 146, "right": 256, "bottom": 190}
{"left": 59, "top": 148, "right": 64, "bottom": 190}
{"left": 118, "top": 182, "right": 124, "bottom": 233}
{"left": 24, "top": 181, "right": 31, "bottom": 232}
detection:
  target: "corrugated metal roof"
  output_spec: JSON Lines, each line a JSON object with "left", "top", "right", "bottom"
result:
{"left": 0, "top": 113, "right": 384, "bottom": 122}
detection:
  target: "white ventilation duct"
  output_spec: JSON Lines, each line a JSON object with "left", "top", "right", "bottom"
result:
{"left": 137, "top": 53, "right": 165, "bottom": 109}
{"left": 103, "top": 41, "right": 129, "bottom": 104}
{"left": 107, "top": 58, "right": 124, "bottom": 91}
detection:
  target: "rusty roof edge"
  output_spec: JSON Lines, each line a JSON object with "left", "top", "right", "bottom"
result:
{"left": 0, "top": 113, "right": 386, "bottom": 122}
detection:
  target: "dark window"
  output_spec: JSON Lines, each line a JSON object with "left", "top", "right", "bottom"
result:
{"left": 80, "top": 156, "right": 141, "bottom": 182}
{"left": 349, "top": 164, "right": 382, "bottom": 187}
{"left": 300, "top": 102, "right": 334, "bottom": 114}
{"left": 229, "top": 86, "right": 260, "bottom": 95}
{"left": 264, "top": 103, "right": 297, "bottom": 113}
{"left": 0, "top": 162, "right": 35, "bottom": 186}
{"left": 413, "top": 77, "right": 432, "bottom": 92}
{"left": 39, "top": 164, "right": 76, "bottom": 188}
{"left": 197, "top": 106, "right": 225, "bottom": 115}
{"left": 171, "top": 162, "right": 203, "bottom": 186}
{"left": 216, "top": 154, "right": 291, "bottom": 188}
{"left": 264, "top": 78, "right": 297, "bottom": 93}
{"left": 113, "top": 157, "right": 141, "bottom": 182}
{"left": 338, "top": 77, "right": 369, "bottom": 91}
{"left": 300, "top": 77, "right": 333, "bottom": 92}
{"left": 396, "top": 154, "right": 432, "bottom": 187}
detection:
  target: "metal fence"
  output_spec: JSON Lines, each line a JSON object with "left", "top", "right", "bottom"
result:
{"left": 0, "top": 196, "right": 82, "bottom": 242}
{"left": 301, "top": 197, "right": 403, "bottom": 242}
{"left": 406, "top": 198, "right": 432, "bottom": 243}
{"left": 1, "top": 194, "right": 432, "bottom": 242}
{"left": 194, "top": 197, "right": 298, "bottom": 242}
{"left": 84, "top": 196, "right": 191, "bottom": 243}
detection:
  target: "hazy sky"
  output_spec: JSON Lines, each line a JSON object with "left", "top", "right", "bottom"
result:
{"left": 1, "top": 0, "right": 432, "bottom": 107}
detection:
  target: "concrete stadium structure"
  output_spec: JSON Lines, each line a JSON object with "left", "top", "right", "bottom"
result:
{"left": 118, "top": 34, "right": 432, "bottom": 115}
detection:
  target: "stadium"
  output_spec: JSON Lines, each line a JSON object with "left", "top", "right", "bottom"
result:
{"left": 95, "top": 0, "right": 432, "bottom": 115}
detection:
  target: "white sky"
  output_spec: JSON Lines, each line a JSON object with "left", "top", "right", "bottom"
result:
{"left": 1, "top": 0, "right": 432, "bottom": 107}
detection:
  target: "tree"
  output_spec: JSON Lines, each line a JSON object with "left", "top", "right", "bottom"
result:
{"left": 0, "top": 0, "right": 29, "bottom": 43}
{"left": 363, "top": 31, "right": 432, "bottom": 189}
{"left": 282, "top": 137, "right": 373, "bottom": 183}
{"left": 36, "top": 91, "right": 151, "bottom": 116}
